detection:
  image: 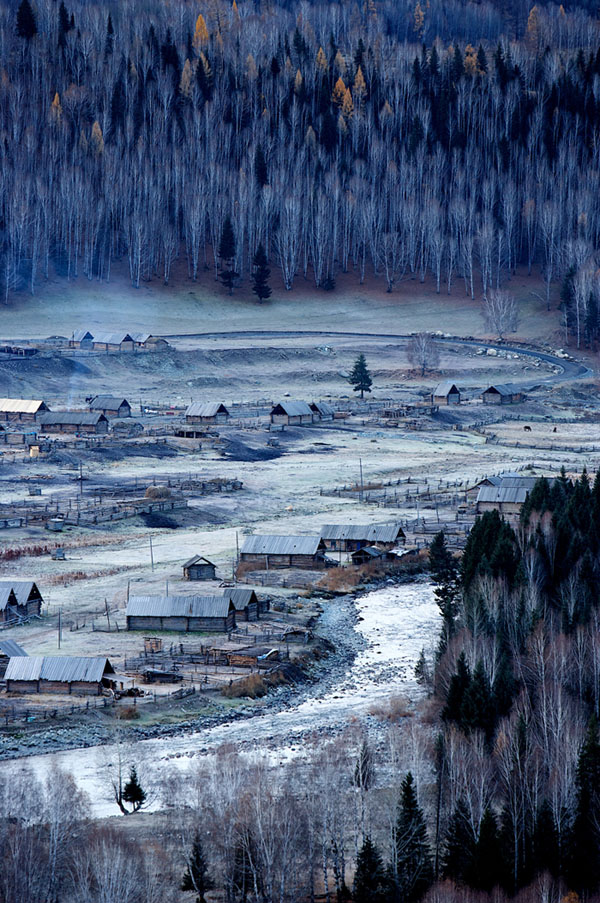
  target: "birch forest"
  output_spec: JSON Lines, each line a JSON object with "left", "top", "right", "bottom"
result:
{"left": 3, "top": 0, "right": 600, "bottom": 347}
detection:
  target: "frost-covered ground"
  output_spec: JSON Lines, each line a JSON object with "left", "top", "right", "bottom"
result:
{"left": 0, "top": 580, "right": 439, "bottom": 817}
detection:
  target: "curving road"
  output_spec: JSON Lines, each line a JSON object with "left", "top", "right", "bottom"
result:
{"left": 163, "top": 329, "right": 593, "bottom": 386}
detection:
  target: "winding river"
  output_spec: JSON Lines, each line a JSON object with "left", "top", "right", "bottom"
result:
{"left": 0, "top": 581, "right": 438, "bottom": 817}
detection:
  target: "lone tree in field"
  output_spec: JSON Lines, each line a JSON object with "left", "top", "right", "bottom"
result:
{"left": 349, "top": 354, "right": 372, "bottom": 398}
{"left": 251, "top": 243, "right": 272, "bottom": 302}
{"left": 482, "top": 289, "right": 519, "bottom": 339}
{"left": 181, "top": 830, "right": 213, "bottom": 903}
{"left": 115, "top": 765, "right": 147, "bottom": 815}
{"left": 407, "top": 333, "right": 440, "bottom": 376}
{"left": 218, "top": 216, "right": 238, "bottom": 294}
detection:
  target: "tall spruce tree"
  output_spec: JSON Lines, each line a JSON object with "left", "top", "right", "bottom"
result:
{"left": 349, "top": 354, "right": 372, "bottom": 399}
{"left": 218, "top": 216, "right": 238, "bottom": 294}
{"left": 251, "top": 244, "right": 272, "bottom": 302}
{"left": 567, "top": 716, "right": 600, "bottom": 894}
{"left": 394, "top": 773, "right": 433, "bottom": 902}
{"left": 429, "top": 531, "right": 460, "bottom": 655}
{"left": 354, "top": 836, "right": 387, "bottom": 903}
{"left": 442, "top": 798, "right": 476, "bottom": 883}
{"left": 16, "top": 0, "right": 37, "bottom": 40}
{"left": 181, "top": 830, "right": 213, "bottom": 903}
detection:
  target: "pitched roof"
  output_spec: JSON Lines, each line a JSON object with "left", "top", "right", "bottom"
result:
{"left": 320, "top": 523, "right": 405, "bottom": 543}
{"left": 5, "top": 656, "right": 114, "bottom": 683}
{"left": 241, "top": 534, "right": 323, "bottom": 556}
{"left": 271, "top": 400, "right": 313, "bottom": 417}
{"left": 126, "top": 595, "right": 234, "bottom": 619}
{"left": 351, "top": 546, "right": 385, "bottom": 559}
{"left": 185, "top": 402, "right": 229, "bottom": 418}
{"left": 38, "top": 412, "right": 108, "bottom": 426}
{"left": 0, "top": 398, "right": 47, "bottom": 414}
{"left": 72, "top": 329, "right": 94, "bottom": 342}
{"left": 477, "top": 475, "right": 544, "bottom": 505}
{"left": 482, "top": 383, "right": 525, "bottom": 396}
{"left": 0, "top": 580, "right": 41, "bottom": 612}
{"left": 433, "top": 381, "right": 460, "bottom": 396}
{"left": 310, "top": 401, "right": 335, "bottom": 416}
{"left": 89, "top": 396, "right": 130, "bottom": 410}
{"left": 91, "top": 332, "right": 134, "bottom": 345}
{"left": 0, "top": 639, "right": 27, "bottom": 657}
{"left": 182, "top": 555, "right": 216, "bottom": 569}
{"left": 223, "top": 588, "right": 259, "bottom": 610}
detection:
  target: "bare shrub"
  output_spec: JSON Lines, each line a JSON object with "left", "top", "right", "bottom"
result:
{"left": 482, "top": 288, "right": 520, "bottom": 339}
{"left": 145, "top": 485, "right": 172, "bottom": 499}
{"left": 407, "top": 332, "right": 441, "bottom": 376}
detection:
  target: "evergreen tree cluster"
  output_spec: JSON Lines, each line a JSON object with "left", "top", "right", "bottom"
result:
{"left": 431, "top": 469, "right": 600, "bottom": 897}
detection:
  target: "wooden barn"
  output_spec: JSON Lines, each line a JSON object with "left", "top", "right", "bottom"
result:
{"left": 0, "top": 581, "right": 43, "bottom": 625}
{"left": 270, "top": 400, "right": 314, "bottom": 426}
{"left": 70, "top": 329, "right": 94, "bottom": 349}
{"left": 310, "top": 401, "right": 335, "bottom": 421}
{"left": 185, "top": 402, "right": 230, "bottom": 424}
{"left": 481, "top": 384, "right": 526, "bottom": 405}
{"left": 38, "top": 412, "right": 109, "bottom": 435}
{"left": 350, "top": 546, "right": 392, "bottom": 566}
{"left": 88, "top": 396, "right": 132, "bottom": 417}
{"left": 431, "top": 381, "right": 461, "bottom": 405}
{"left": 476, "top": 475, "right": 542, "bottom": 520}
{"left": 129, "top": 332, "right": 170, "bottom": 351}
{"left": 0, "top": 639, "right": 27, "bottom": 679}
{"left": 5, "top": 656, "right": 115, "bottom": 696}
{"left": 240, "top": 535, "right": 334, "bottom": 570}
{"left": 91, "top": 332, "right": 135, "bottom": 352}
{"left": 223, "top": 588, "right": 260, "bottom": 621}
{"left": 0, "top": 398, "right": 49, "bottom": 422}
{"left": 183, "top": 555, "right": 217, "bottom": 581}
{"left": 126, "top": 595, "right": 236, "bottom": 632}
{"left": 320, "top": 523, "right": 405, "bottom": 552}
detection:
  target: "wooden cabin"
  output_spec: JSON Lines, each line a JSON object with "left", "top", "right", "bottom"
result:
{"left": 240, "top": 535, "right": 334, "bottom": 570}
{"left": 0, "top": 639, "right": 27, "bottom": 679}
{"left": 270, "top": 401, "right": 314, "bottom": 426}
{"left": 476, "top": 475, "right": 542, "bottom": 520}
{"left": 5, "top": 656, "right": 115, "bottom": 696}
{"left": 0, "top": 581, "right": 43, "bottom": 625}
{"left": 223, "top": 588, "right": 259, "bottom": 621}
{"left": 70, "top": 329, "right": 94, "bottom": 349}
{"left": 37, "top": 412, "right": 109, "bottom": 435}
{"left": 183, "top": 555, "right": 217, "bottom": 581}
{"left": 91, "top": 332, "right": 135, "bottom": 352}
{"left": 185, "top": 402, "right": 230, "bottom": 424}
{"left": 320, "top": 523, "right": 405, "bottom": 552}
{"left": 310, "top": 401, "right": 335, "bottom": 421}
{"left": 0, "top": 398, "right": 49, "bottom": 422}
{"left": 129, "top": 332, "right": 170, "bottom": 351}
{"left": 350, "top": 546, "right": 389, "bottom": 566}
{"left": 431, "top": 381, "right": 461, "bottom": 405}
{"left": 88, "top": 396, "right": 131, "bottom": 417}
{"left": 126, "top": 595, "right": 236, "bottom": 632}
{"left": 481, "top": 384, "right": 525, "bottom": 405}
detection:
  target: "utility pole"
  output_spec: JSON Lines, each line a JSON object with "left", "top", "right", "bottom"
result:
{"left": 359, "top": 458, "right": 364, "bottom": 503}
{"left": 234, "top": 531, "right": 239, "bottom": 583}
{"left": 79, "top": 462, "right": 83, "bottom": 495}
{"left": 105, "top": 598, "right": 110, "bottom": 630}
{"left": 149, "top": 536, "right": 154, "bottom": 571}
{"left": 57, "top": 608, "right": 62, "bottom": 649}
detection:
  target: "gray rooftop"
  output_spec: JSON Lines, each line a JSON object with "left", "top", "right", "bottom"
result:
{"left": 310, "top": 401, "right": 335, "bottom": 416}
{"left": 433, "top": 381, "right": 460, "bottom": 396}
{"left": 5, "top": 656, "right": 114, "bottom": 683}
{"left": 241, "top": 534, "right": 323, "bottom": 556}
{"left": 89, "top": 396, "right": 130, "bottom": 410}
{"left": 0, "top": 580, "right": 41, "bottom": 612}
{"left": 223, "top": 588, "right": 259, "bottom": 610}
{"left": 482, "top": 384, "right": 525, "bottom": 396}
{"left": 91, "top": 332, "right": 134, "bottom": 345}
{"left": 182, "top": 555, "right": 215, "bottom": 569}
{"left": 477, "top": 475, "right": 546, "bottom": 505}
{"left": 38, "top": 412, "right": 107, "bottom": 426}
{"left": 126, "top": 595, "right": 234, "bottom": 619}
{"left": 320, "top": 523, "right": 405, "bottom": 543}
{"left": 185, "top": 402, "right": 229, "bottom": 418}
{"left": 271, "top": 400, "right": 313, "bottom": 417}
{"left": 0, "top": 639, "right": 27, "bottom": 657}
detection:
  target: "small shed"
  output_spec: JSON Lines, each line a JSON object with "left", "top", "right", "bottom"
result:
{"left": 481, "top": 384, "right": 525, "bottom": 405}
{"left": 223, "top": 588, "right": 259, "bottom": 621}
{"left": 270, "top": 401, "right": 314, "bottom": 426}
{"left": 70, "top": 329, "right": 94, "bottom": 349}
{"left": 88, "top": 396, "right": 131, "bottom": 417}
{"left": 185, "top": 402, "right": 230, "bottom": 424}
{"left": 240, "top": 535, "right": 334, "bottom": 569}
{"left": 350, "top": 546, "right": 387, "bottom": 566}
{"left": 0, "top": 399, "right": 49, "bottom": 422}
{"left": 320, "top": 523, "right": 405, "bottom": 552}
{"left": 431, "top": 381, "right": 461, "bottom": 405}
{"left": 126, "top": 595, "right": 236, "bottom": 632}
{"left": 310, "top": 401, "right": 335, "bottom": 421}
{"left": 0, "top": 639, "right": 27, "bottom": 678}
{"left": 183, "top": 555, "right": 217, "bottom": 581}
{"left": 0, "top": 581, "right": 43, "bottom": 625}
{"left": 5, "top": 656, "right": 115, "bottom": 695}
{"left": 38, "top": 412, "right": 109, "bottom": 435}
{"left": 129, "top": 332, "right": 170, "bottom": 351}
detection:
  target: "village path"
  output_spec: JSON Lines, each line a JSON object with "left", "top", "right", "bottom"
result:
{"left": 163, "top": 330, "right": 592, "bottom": 387}
{"left": 0, "top": 581, "right": 438, "bottom": 818}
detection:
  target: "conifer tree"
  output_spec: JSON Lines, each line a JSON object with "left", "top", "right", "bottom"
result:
{"left": 394, "top": 773, "right": 433, "bottom": 902}
{"left": 429, "top": 531, "right": 460, "bottom": 655}
{"left": 470, "top": 808, "right": 501, "bottom": 891}
{"left": 567, "top": 716, "right": 600, "bottom": 894}
{"left": 104, "top": 14, "right": 114, "bottom": 56}
{"left": 121, "top": 766, "right": 146, "bottom": 813}
{"left": 251, "top": 244, "right": 271, "bottom": 302}
{"left": 354, "top": 836, "right": 387, "bottom": 903}
{"left": 442, "top": 651, "right": 470, "bottom": 723}
{"left": 254, "top": 145, "right": 268, "bottom": 187}
{"left": 460, "top": 659, "right": 494, "bottom": 738}
{"left": 531, "top": 800, "right": 559, "bottom": 879}
{"left": 218, "top": 216, "right": 238, "bottom": 294}
{"left": 16, "top": 0, "right": 37, "bottom": 40}
{"left": 442, "top": 798, "right": 476, "bottom": 883}
{"left": 181, "top": 830, "right": 213, "bottom": 903}
{"left": 349, "top": 354, "right": 372, "bottom": 399}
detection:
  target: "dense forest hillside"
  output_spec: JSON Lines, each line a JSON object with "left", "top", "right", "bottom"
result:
{"left": 1, "top": 0, "right": 600, "bottom": 349}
